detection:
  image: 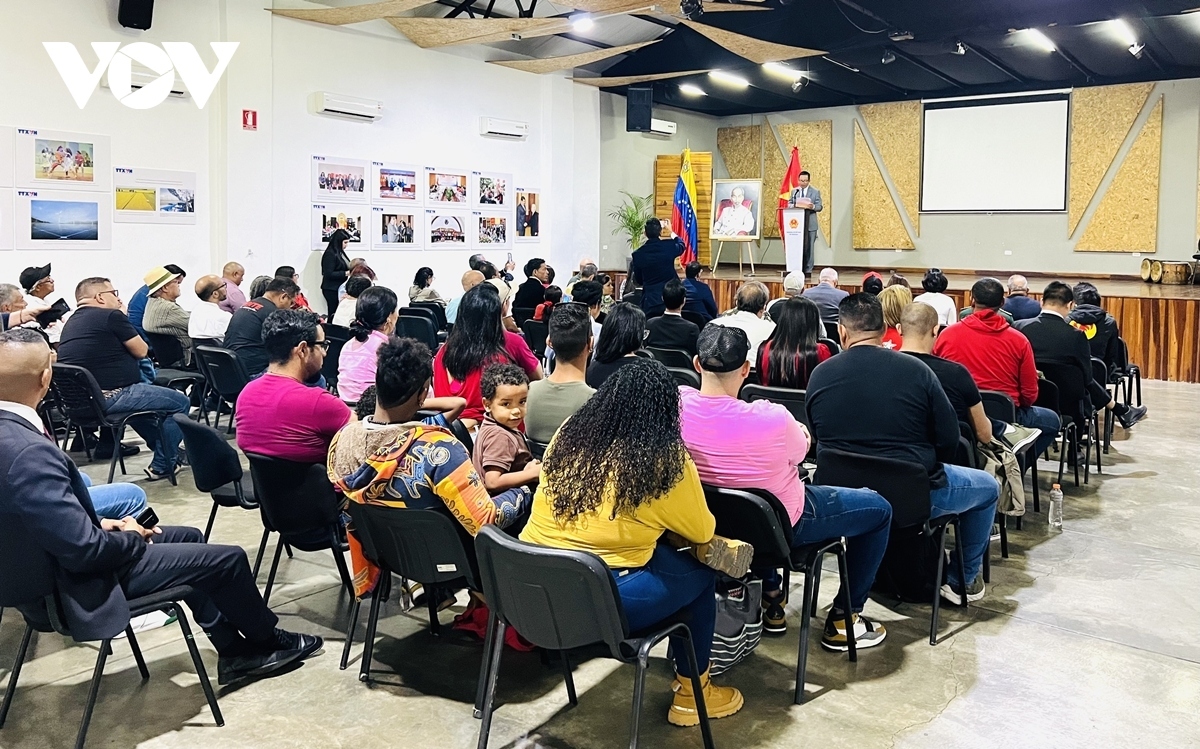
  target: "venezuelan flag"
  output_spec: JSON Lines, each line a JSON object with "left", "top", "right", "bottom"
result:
{"left": 671, "top": 148, "right": 700, "bottom": 265}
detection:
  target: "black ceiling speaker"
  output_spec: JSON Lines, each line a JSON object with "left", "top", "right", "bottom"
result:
{"left": 626, "top": 87, "right": 653, "bottom": 132}
{"left": 118, "top": 0, "right": 155, "bottom": 30}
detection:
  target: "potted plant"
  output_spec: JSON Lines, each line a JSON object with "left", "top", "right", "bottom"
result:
{"left": 608, "top": 191, "right": 654, "bottom": 251}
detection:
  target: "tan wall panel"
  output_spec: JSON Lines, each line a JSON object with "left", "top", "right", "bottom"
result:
{"left": 654, "top": 153, "right": 713, "bottom": 266}
{"left": 1077, "top": 97, "right": 1162, "bottom": 253}
{"left": 859, "top": 101, "right": 921, "bottom": 235}
{"left": 716, "top": 125, "right": 761, "bottom": 180}
{"left": 853, "top": 121, "right": 913, "bottom": 250}
{"left": 762, "top": 135, "right": 788, "bottom": 239}
{"left": 776, "top": 120, "right": 833, "bottom": 243}
{"left": 1069, "top": 83, "right": 1155, "bottom": 236}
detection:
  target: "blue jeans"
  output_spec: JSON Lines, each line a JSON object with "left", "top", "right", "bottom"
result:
{"left": 761, "top": 486, "right": 892, "bottom": 613}
{"left": 1016, "top": 405, "right": 1061, "bottom": 458}
{"left": 80, "top": 473, "right": 147, "bottom": 519}
{"left": 613, "top": 543, "right": 716, "bottom": 678}
{"left": 930, "top": 464, "right": 1000, "bottom": 588}
{"left": 104, "top": 383, "right": 190, "bottom": 473}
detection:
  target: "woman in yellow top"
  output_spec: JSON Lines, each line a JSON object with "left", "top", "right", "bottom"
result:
{"left": 520, "top": 357, "right": 747, "bottom": 728}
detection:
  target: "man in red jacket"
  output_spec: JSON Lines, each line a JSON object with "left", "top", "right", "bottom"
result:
{"left": 934, "top": 277, "right": 1059, "bottom": 457}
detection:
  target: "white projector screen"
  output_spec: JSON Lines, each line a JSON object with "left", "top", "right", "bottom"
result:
{"left": 921, "top": 94, "right": 1069, "bottom": 212}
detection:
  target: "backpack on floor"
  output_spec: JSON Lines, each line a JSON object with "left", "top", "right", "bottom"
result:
{"left": 709, "top": 579, "right": 763, "bottom": 676}
{"left": 871, "top": 525, "right": 945, "bottom": 603}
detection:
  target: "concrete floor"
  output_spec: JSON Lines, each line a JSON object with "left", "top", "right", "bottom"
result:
{"left": 2, "top": 380, "right": 1199, "bottom": 748}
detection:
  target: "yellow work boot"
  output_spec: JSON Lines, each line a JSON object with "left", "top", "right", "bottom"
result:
{"left": 667, "top": 669, "right": 744, "bottom": 727}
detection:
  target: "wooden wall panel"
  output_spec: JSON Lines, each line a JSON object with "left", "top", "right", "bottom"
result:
{"left": 859, "top": 101, "right": 921, "bottom": 235}
{"left": 653, "top": 153, "right": 713, "bottom": 266}
{"left": 762, "top": 136, "right": 788, "bottom": 239}
{"left": 716, "top": 125, "right": 761, "bottom": 180}
{"left": 1077, "top": 97, "right": 1162, "bottom": 253}
{"left": 853, "top": 121, "right": 913, "bottom": 250}
{"left": 776, "top": 120, "right": 833, "bottom": 243}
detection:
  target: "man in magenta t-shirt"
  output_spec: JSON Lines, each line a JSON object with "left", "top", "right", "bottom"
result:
{"left": 678, "top": 325, "right": 891, "bottom": 653}
{"left": 236, "top": 309, "right": 351, "bottom": 464}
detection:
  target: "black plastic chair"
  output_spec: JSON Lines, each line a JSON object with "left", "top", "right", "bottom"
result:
{"left": 409, "top": 301, "right": 448, "bottom": 331}
{"left": 1113, "top": 338, "right": 1141, "bottom": 407}
{"left": 450, "top": 419, "right": 475, "bottom": 452}
{"left": 521, "top": 319, "right": 549, "bottom": 363}
{"left": 321, "top": 323, "right": 352, "bottom": 395}
{"left": 50, "top": 364, "right": 172, "bottom": 485}
{"left": 1092, "top": 357, "right": 1116, "bottom": 454}
{"left": 739, "top": 384, "right": 809, "bottom": 428}
{"left": 681, "top": 310, "right": 708, "bottom": 328}
{"left": 511, "top": 306, "right": 536, "bottom": 328}
{"left": 245, "top": 454, "right": 353, "bottom": 605}
{"left": 813, "top": 448, "right": 967, "bottom": 646}
{"left": 702, "top": 485, "right": 855, "bottom": 704}
{"left": 473, "top": 525, "right": 716, "bottom": 749}
{"left": 172, "top": 415, "right": 260, "bottom": 542}
{"left": 399, "top": 307, "right": 447, "bottom": 344}
{"left": 396, "top": 314, "right": 439, "bottom": 352}
{"left": 194, "top": 346, "right": 252, "bottom": 433}
{"left": 1036, "top": 365, "right": 1097, "bottom": 486}
{"left": 818, "top": 337, "right": 841, "bottom": 355}
{"left": 823, "top": 321, "right": 840, "bottom": 340}
{"left": 647, "top": 346, "right": 694, "bottom": 369}
{"left": 668, "top": 366, "right": 702, "bottom": 389}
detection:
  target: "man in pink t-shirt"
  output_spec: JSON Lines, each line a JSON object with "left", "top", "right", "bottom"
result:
{"left": 679, "top": 325, "right": 891, "bottom": 653}
{"left": 236, "top": 309, "right": 351, "bottom": 465}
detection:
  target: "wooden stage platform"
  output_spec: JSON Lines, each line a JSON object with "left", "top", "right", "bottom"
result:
{"left": 612, "top": 264, "right": 1200, "bottom": 383}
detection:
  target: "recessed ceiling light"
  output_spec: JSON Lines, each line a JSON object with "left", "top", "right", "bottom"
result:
{"left": 881, "top": 50, "right": 896, "bottom": 64}
{"left": 762, "top": 62, "right": 805, "bottom": 80}
{"left": 570, "top": 14, "right": 594, "bottom": 32}
{"left": 679, "top": 83, "right": 707, "bottom": 96}
{"left": 953, "top": 41, "right": 967, "bottom": 55}
{"left": 708, "top": 70, "right": 750, "bottom": 87}
{"left": 1108, "top": 18, "right": 1137, "bottom": 46}
{"left": 1020, "top": 28, "right": 1057, "bottom": 53}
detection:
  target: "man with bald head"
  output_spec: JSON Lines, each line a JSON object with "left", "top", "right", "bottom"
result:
{"left": 447, "top": 269, "right": 485, "bottom": 325}
{"left": 219, "top": 262, "right": 246, "bottom": 314}
{"left": 1003, "top": 274, "right": 1041, "bottom": 321}
{"left": 189, "top": 275, "right": 233, "bottom": 344}
{"left": 803, "top": 267, "right": 849, "bottom": 327}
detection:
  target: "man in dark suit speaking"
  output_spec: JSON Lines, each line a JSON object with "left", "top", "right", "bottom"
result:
{"left": 789, "top": 170, "right": 823, "bottom": 275}
{"left": 0, "top": 329, "right": 323, "bottom": 686}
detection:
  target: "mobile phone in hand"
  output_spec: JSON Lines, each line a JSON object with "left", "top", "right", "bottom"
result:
{"left": 134, "top": 507, "right": 159, "bottom": 529}
{"left": 507, "top": 251, "right": 513, "bottom": 264}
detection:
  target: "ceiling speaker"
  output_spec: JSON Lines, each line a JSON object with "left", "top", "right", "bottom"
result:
{"left": 118, "top": 0, "right": 155, "bottom": 30}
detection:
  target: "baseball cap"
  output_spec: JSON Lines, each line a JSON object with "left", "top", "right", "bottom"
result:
{"left": 20, "top": 264, "right": 51, "bottom": 292}
{"left": 783, "top": 271, "right": 805, "bottom": 294}
{"left": 144, "top": 267, "right": 182, "bottom": 295}
{"left": 696, "top": 325, "right": 749, "bottom": 373}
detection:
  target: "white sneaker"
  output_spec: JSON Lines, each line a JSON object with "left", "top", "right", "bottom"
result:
{"left": 114, "top": 610, "right": 177, "bottom": 638}
{"left": 939, "top": 576, "right": 985, "bottom": 606}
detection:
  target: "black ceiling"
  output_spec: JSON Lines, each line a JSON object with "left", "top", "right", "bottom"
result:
{"left": 597, "top": 0, "right": 1200, "bottom": 116}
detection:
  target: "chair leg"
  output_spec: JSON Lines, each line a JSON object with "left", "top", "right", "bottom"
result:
{"left": 262, "top": 540, "right": 285, "bottom": 607}
{"left": 330, "top": 535, "right": 354, "bottom": 594}
{"left": 251, "top": 529, "right": 271, "bottom": 579}
{"left": 930, "top": 524, "right": 949, "bottom": 646}
{"left": 808, "top": 555, "right": 825, "bottom": 618}
{"left": 340, "top": 599, "right": 362, "bottom": 671}
{"left": 0, "top": 625, "right": 34, "bottom": 728}
{"left": 174, "top": 605, "right": 223, "bottom": 726}
{"left": 953, "top": 519, "right": 968, "bottom": 612}
{"left": 475, "top": 620, "right": 507, "bottom": 749}
{"left": 75, "top": 638, "right": 111, "bottom": 749}
{"left": 999, "top": 514, "right": 1009, "bottom": 559}
{"left": 678, "top": 630, "right": 715, "bottom": 749}
{"left": 1057, "top": 429, "right": 1068, "bottom": 488}
{"left": 106, "top": 426, "right": 122, "bottom": 484}
{"left": 284, "top": 544, "right": 294, "bottom": 559}
{"left": 202, "top": 501, "right": 220, "bottom": 542}
{"left": 794, "top": 561, "right": 818, "bottom": 704}
{"left": 125, "top": 629, "right": 149, "bottom": 679}
{"left": 359, "top": 578, "right": 387, "bottom": 683}
{"left": 560, "top": 651, "right": 578, "bottom": 707}
{"left": 628, "top": 654, "right": 648, "bottom": 749}
{"left": 835, "top": 545, "right": 857, "bottom": 664}
{"left": 427, "top": 591, "right": 441, "bottom": 637}
{"left": 1031, "top": 457, "right": 1040, "bottom": 514}
{"left": 473, "top": 610, "right": 498, "bottom": 718}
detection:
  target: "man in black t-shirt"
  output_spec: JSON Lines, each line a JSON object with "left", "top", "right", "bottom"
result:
{"left": 57, "top": 277, "right": 190, "bottom": 481}
{"left": 806, "top": 293, "right": 1000, "bottom": 606}
{"left": 222, "top": 278, "right": 298, "bottom": 377}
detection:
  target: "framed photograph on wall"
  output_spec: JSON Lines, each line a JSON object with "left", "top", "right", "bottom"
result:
{"left": 425, "top": 208, "right": 469, "bottom": 248}
{"left": 371, "top": 161, "right": 420, "bottom": 205}
{"left": 425, "top": 168, "right": 469, "bottom": 205}
{"left": 16, "top": 188, "right": 111, "bottom": 250}
{"left": 472, "top": 171, "right": 511, "bottom": 207}
{"left": 709, "top": 179, "right": 763, "bottom": 241}
{"left": 372, "top": 206, "right": 420, "bottom": 249}
{"left": 311, "top": 204, "right": 365, "bottom": 250}
{"left": 311, "top": 156, "right": 367, "bottom": 203}
{"left": 113, "top": 167, "right": 197, "bottom": 224}
{"left": 474, "top": 211, "right": 510, "bottom": 249}
{"left": 16, "top": 128, "right": 111, "bottom": 192}
{"left": 514, "top": 188, "right": 540, "bottom": 242}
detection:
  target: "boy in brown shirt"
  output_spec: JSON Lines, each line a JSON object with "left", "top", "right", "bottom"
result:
{"left": 473, "top": 363, "right": 542, "bottom": 495}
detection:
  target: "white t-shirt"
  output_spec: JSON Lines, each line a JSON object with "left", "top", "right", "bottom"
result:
{"left": 915, "top": 292, "right": 957, "bottom": 327}
{"left": 708, "top": 311, "right": 776, "bottom": 364}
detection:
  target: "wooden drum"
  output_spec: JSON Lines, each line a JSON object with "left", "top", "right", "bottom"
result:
{"left": 1140, "top": 257, "right": 1153, "bottom": 282}
{"left": 1161, "top": 261, "right": 1193, "bottom": 285}
{"left": 1149, "top": 260, "right": 1164, "bottom": 283}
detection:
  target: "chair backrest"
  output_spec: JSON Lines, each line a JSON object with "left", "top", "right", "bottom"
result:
{"left": 397, "top": 314, "right": 439, "bottom": 351}
{"left": 450, "top": 419, "right": 474, "bottom": 452}
{"left": 195, "top": 346, "right": 251, "bottom": 400}
{"left": 521, "top": 319, "right": 548, "bottom": 360}
{"left": 172, "top": 413, "right": 244, "bottom": 494}
{"left": 979, "top": 390, "right": 1016, "bottom": 423}
{"left": 701, "top": 485, "right": 791, "bottom": 565}
{"left": 358, "top": 503, "right": 479, "bottom": 589}
{"left": 321, "top": 322, "right": 353, "bottom": 390}
{"left": 323, "top": 322, "right": 353, "bottom": 342}
{"left": 681, "top": 310, "right": 707, "bottom": 328}
{"left": 823, "top": 321, "right": 840, "bottom": 340}
{"left": 1038, "top": 362, "right": 1089, "bottom": 419}
{"left": 50, "top": 364, "right": 109, "bottom": 427}
{"left": 146, "top": 331, "right": 186, "bottom": 368}
{"left": 527, "top": 437, "right": 549, "bottom": 460}
{"left": 647, "top": 346, "right": 694, "bottom": 369}
{"left": 1033, "top": 376, "right": 1061, "bottom": 415}
{"left": 813, "top": 447, "right": 931, "bottom": 528}
{"left": 245, "top": 453, "right": 341, "bottom": 537}
{"left": 819, "top": 337, "right": 841, "bottom": 355}
{"left": 398, "top": 306, "right": 437, "bottom": 328}
{"left": 408, "top": 302, "right": 448, "bottom": 331}
{"left": 1091, "top": 357, "right": 1109, "bottom": 390}
{"left": 512, "top": 307, "right": 536, "bottom": 328}
{"left": 667, "top": 366, "right": 701, "bottom": 389}
{"left": 475, "top": 525, "right": 630, "bottom": 657}
{"left": 632, "top": 349, "right": 652, "bottom": 359}
{"left": 739, "top": 383, "right": 808, "bottom": 426}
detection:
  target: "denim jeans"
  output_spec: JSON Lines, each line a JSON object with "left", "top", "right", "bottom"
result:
{"left": 930, "top": 464, "right": 1000, "bottom": 588}
{"left": 613, "top": 543, "right": 716, "bottom": 678}
{"left": 104, "top": 383, "right": 190, "bottom": 473}
{"left": 761, "top": 485, "right": 892, "bottom": 613}
{"left": 80, "top": 472, "right": 148, "bottom": 519}
{"left": 1016, "top": 405, "right": 1061, "bottom": 458}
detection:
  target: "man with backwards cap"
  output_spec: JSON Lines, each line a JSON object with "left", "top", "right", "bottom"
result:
{"left": 18, "top": 264, "right": 69, "bottom": 342}
{"left": 679, "top": 324, "right": 893, "bottom": 651}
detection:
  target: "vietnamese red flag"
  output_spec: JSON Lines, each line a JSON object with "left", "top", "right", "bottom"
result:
{"left": 777, "top": 146, "right": 802, "bottom": 236}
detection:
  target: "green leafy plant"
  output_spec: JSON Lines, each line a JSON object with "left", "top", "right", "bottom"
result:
{"left": 608, "top": 191, "right": 654, "bottom": 251}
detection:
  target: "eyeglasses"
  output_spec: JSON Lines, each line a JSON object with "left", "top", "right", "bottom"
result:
{"left": 311, "top": 340, "right": 331, "bottom": 351}
{"left": 98, "top": 289, "right": 120, "bottom": 299}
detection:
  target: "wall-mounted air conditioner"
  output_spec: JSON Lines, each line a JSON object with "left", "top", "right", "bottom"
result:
{"left": 479, "top": 117, "right": 529, "bottom": 140}
{"left": 308, "top": 92, "right": 383, "bottom": 122}
{"left": 649, "top": 118, "right": 677, "bottom": 136}
{"left": 102, "top": 69, "right": 189, "bottom": 99}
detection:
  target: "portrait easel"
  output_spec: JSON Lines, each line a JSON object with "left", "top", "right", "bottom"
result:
{"left": 710, "top": 240, "right": 757, "bottom": 276}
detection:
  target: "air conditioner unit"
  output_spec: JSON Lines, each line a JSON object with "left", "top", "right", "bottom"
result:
{"left": 649, "top": 118, "right": 677, "bottom": 136}
{"left": 308, "top": 92, "right": 383, "bottom": 122}
{"left": 102, "top": 69, "right": 189, "bottom": 99}
{"left": 479, "top": 117, "right": 529, "bottom": 140}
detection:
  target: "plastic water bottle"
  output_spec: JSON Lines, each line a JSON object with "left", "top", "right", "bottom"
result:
{"left": 1048, "top": 484, "right": 1064, "bottom": 530}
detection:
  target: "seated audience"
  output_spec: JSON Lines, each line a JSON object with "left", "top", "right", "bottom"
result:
{"left": 598, "top": 273, "right": 617, "bottom": 316}
{"left": 353, "top": 383, "right": 464, "bottom": 428}
{"left": 1068, "top": 281, "right": 1121, "bottom": 371}
{"left": 564, "top": 262, "right": 597, "bottom": 297}
{"left": 337, "top": 286, "right": 399, "bottom": 404}
{"left": 235, "top": 309, "right": 351, "bottom": 464}
{"left": 275, "top": 266, "right": 312, "bottom": 312}
{"left": 142, "top": 267, "right": 192, "bottom": 364}
{"left": 861, "top": 271, "right": 884, "bottom": 296}
{"left": 57, "top": 277, "right": 189, "bottom": 481}
{"left": 570, "top": 279, "right": 605, "bottom": 344}
{"left": 1003, "top": 274, "right": 1041, "bottom": 321}
{"left": 646, "top": 279, "right": 700, "bottom": 356}
{"left": 914, "top": 268, "right": 957, "bottom": 328}
{"left": 1016, "top": 282, "right": 1147, "bottom": 429}
{"left": 532, "top": 285, "right": 561, "bottom": 322}
{"left": 128, "top": 263, "right": 185, "bottom": 337}
{"left": 520, "top": 357, "right": 748, "bottom": 727}
{"left": 19, "top": 264, "right": 68, "bottom": 343}
{"left": 0, "top": 283, "right": 38, "bottom": 332}
{"left": 586, "top": 302, "right": 647, "bottom": 388}
{"left": 447, "top": 269, "right": 485, "bottom": 325}
{"left": 899, "top": 303, "right": 993, "bottom": 443}
{"left": 218, "top": 262, "right": 246, "bottom": 315}
{"left": 756, "top": 295, "right": 831, "bottom": 390}
{"left": 878, "top": 284, "right": 911, "bottom": 350}
{"left": 332, "top": 274, "right": 372, "bottom": 328}
{"left": 682, "top": 325, "right": 891, "bottom": 647}
{"left": 802, "top": 267, "right": 849, "bottom": 326}
{"left": 337, "top": 258, "right": 374, "bottom": 299}
{"left": 0, "top": 328, "right": 323, "bottom": 687}
{"left": 565, "top": 257, "right": 593, "bottom": 290}
{"left": 189, "top": 274, "right": 233, "bottom": 344}
{"left": 525, "top": 304, "right": 595, "bottom": 445}
{"left": 708, "top": 282, "right": 775, "bottom": 364}
{"left": 223, "top": 277, "right": 299, "bottom": 378}
{"left": 247, "top": 275, "right": 272, "bottom": 300}
{"left": 682, "top": 261, "right": 719, "bottom": 323}
{"left": 886, "top": 271, "right": 910, "bottom": 289}
{"left": 766, "top": 272, "right": 805, "bottom": 320}
{"left": 934, "top": 278, "right": 1060, "bottom": 457}
{"left": 621, "top": 275, "right": 643, "bottom": 308}
{"left": 433, "top": 284, "right": 542, "bottom": 427}
{"left": 807, "top": 294, "right": 1000, "bottom": 605}
{"left": 473, "top": 364, "right": 541, "bottom": 495}
{"left": 515, "top": 258, "right": 549, "bottom": 309}
{"left": 409, "top": 266, "right": 446, "bottom": 306}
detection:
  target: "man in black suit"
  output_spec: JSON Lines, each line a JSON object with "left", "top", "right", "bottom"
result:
{"left": 0, "top": 329, "right": 322, "bottom": 686}
{"left": 1015, "top": 282, "right": 1146, "bottom": 430}
{"left": 646, "top": 279, "right": 700, "bottom": 357}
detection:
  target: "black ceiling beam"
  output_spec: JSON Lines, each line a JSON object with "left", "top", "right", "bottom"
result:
{"left": 965, "top": 43, "right": 1026, "bottom": 83}
{"left": 887, "top": 45, "right": 964, "bottom": 89}
{"left": 823, "top": 59, "right": 909, "bottom": 95}
{"left": 1037, "top": 27, "right": 1097, "bottom": 82}
{"left": 446, "top": 0, "right": 478, "bottom": 18}
{"left": 831, "top": 0, "right": 893, "bottom": 30}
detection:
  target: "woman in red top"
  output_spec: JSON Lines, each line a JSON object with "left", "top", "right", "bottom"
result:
{"left": 434, "top": 284, "right": 542, "bottom": 427}
{"left": 878, "top": 285, "right": 911, "bottom": 351}
{"left": 755, "top": 296, "right": 831, "bottom": 390}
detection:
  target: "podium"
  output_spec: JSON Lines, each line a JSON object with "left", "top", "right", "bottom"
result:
{"left": 781, "top": 208, "right": 811, "bottom": 275}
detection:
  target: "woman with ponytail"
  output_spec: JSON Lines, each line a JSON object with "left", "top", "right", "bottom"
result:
{"left": 336, "top": 286, "right": 398, "bottom": 403}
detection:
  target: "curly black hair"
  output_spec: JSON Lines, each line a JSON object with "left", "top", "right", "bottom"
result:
{"left": 355, "top": 385, "right": 378, "bottom": 420}
{"left": 481, "top": 362, "right": 528, "bottom": 401}
{"left": 376, "top": 336, "right": 434, "bottom": 408}
{"left": 543, "top": 356, "right": 687, "bottom": 523}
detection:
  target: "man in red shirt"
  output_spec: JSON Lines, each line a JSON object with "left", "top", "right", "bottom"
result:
{"left": 934, "top": 277, "right": 1059, "bottom": 457}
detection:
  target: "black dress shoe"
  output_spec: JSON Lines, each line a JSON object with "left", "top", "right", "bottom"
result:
{"left": 1117, "top": 405, "right": 1148, "bottom": 429}
{"left": 217, "top": 633, "right": 324, "bottom": 686}
{"left": 94, "top": 443, "right": 141, "bottom": 459}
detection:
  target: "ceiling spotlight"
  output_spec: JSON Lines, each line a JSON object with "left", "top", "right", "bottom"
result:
{"left": 1020, "top": 28, "right": 1057, "bottom": 53}
{"left": 952, "top": 40, "right": 967, "bottom": 55}
{"left": 1128, "top": 42, "right": 1145, "bottom": 58}
{"left": 570, "top": 14, "right": 594, "bottom": 32}
{"left": 1109, "top": 18, "right": 1138, "bottom": 46}
{"left": 679, "top": 83, "right": 707, "bottom": 96}
{"left": 762, "top": 61, "right": 805, "bottom": 81}
{"left": 881, "top": 50, "right": 896, "bottom": 64}
{"left": 708, "top": 70, "right": 750, "bottom": 87}
{"left": 888, "top": 30, "right": 913, "bottom": 42}
{"left": 679, "top": 0, "right": 703, "bottom": 20}
{"left": 791, "top": 76, "right": 809, "bottom": 92}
